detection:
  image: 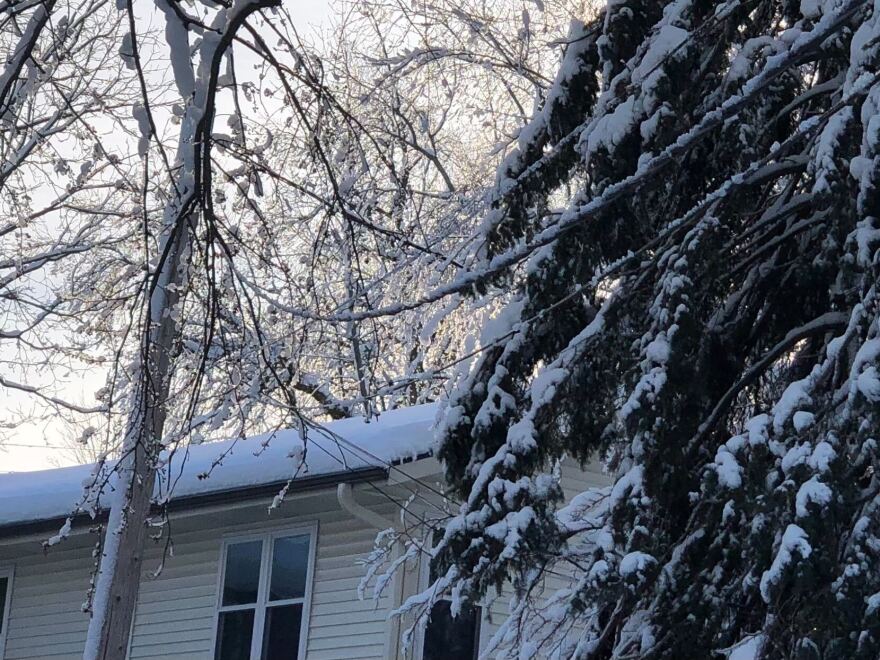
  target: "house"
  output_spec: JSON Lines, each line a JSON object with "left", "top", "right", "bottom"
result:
{"left": 0, "top": 404, "right": 609, "bottom": 660}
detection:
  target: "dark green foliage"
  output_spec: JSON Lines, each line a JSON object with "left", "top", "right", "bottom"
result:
{"left": 427, "top": 1, "right": 880, "bottom": 658}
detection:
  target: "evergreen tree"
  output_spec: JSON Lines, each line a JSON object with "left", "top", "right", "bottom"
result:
{"left": 415, "top": 1, "right": 880, "bottom": 657}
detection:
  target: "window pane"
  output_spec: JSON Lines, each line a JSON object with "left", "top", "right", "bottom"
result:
{"left": 422, "top": 600, "right": 481, "bottom": 660}
{"left": 269, "top": 535, "right": 309, "bottom": 601}
{"left": 223, "top": 540, "right": 263, "bottom": 606}
{"left": 261, "top": 603, "right": 302, "bottom": 660}
{"left": 215, "top": 609, "right": 255, "bottom": 660}
{"left": 0, "top": 577, "right": 7, "bottom": 632}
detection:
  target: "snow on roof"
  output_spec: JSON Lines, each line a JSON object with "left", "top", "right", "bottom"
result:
{"left": 0, "top": 403, "right": 437, "bottom": 530}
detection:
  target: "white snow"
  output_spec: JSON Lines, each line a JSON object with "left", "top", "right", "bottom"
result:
{"left": 588, "top": 559, "right": 610, "bottom": 582}
{"left": 772, "top": 380, "right": 813, "bottom": 433}
{"left": 631, "top": 25, "right": 689, "bottom": 85}
{"left": 759, "top": 524, "right": 812, "bottom": 603}
{"left": 857, "top": 366, "right": 880, "bottom": 402}
{"left": 781, "top": 443, "right": 812, "bottom": 475}
{"left": 640, "top": 103, "right": 674, "bottom": 141}
{"left": 645, "top": 331, "right": 672, "bottom": 364}
{"left": 795, "top": 476, "right": 833, "bottom": 517}
{"left": 491, "top": 19, "right": 592, "bottom": 197}
{"left": 586, "top": 96, "right": 637, "bottom": 154}
{"left": 727, "top": 634, "right": 765, "bottom": 660}
{"left": 727, "top": 37, "right": 780, "bottom": 84}
{"left": 485, "top": 506, "right": 537, "bottom": 561}
{"left": 155, "top": 0, "right": 196, "bottom": 99}
{"left": 800, "top": 0, "right": 821, "bottom": 18}
{"left": 132, "top": 104, "right": 151, "bottom": 157}
{"left": 792, "top": 411, "right": 815, "bottom": 433}
{"left": 811, "top": 107, "right": 853, "bottom": 194}
{"left": 619, "top": 551, "right": 656, "bottom": 577}
{"left": 713, "top": 442, "right": 743, "bottom": 490}
{"left": 557, "top": 486, "right": 609, "bottom": 533}
{"left": 808, "top": 441, "right": 836, "bottom": 473}
{"left": 610, "top": 464, "right": 644, "bottom": 506}
{"left": 0, "top": 404, "right": 437, "bottom": 529}
{"left": 744, "top": 414, "right": 770, "bottom": 446}
{"left": 722, "top": 500, "right": 736, "bottom": 523}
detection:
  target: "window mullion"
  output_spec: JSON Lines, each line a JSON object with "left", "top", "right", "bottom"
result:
{"left": 218, "top": 603, "right": 258, "bottom": 614}
{"left": 250, "top": 534, "right": 272, "bottom": 660}
{"left": 264, "top": 596, "right": 304, "bottom": 607}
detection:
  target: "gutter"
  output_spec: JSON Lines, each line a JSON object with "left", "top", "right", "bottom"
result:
{"left": 336, "top": 482, "right": 396, "bottom": 530}
{"left": 0, "top": 465, "right": 387, "bottom": 542}
{"left": 337, "top": 481, "right": 406, "bottom": 660}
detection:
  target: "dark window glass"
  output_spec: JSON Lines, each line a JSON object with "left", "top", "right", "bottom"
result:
{"left": 0, "top": 576, "right": 7, "bottom": 633}
{"left": 269, "top": 536, "right": 309, "bottom": 601}
{"left": 223, "top": 540, "right": 263, "bottom": 606}
{"left": 261, "top": 603, "right": 303, "bottom": 660}
{"left": 215, "top": 609, "right": 255, "bottom": 660}
{"left": 422, "top": 599, "right": 481, "bottom": 660}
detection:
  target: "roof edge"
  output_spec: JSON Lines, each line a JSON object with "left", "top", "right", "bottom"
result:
{"left": 0, "top": 465, "right": 387, "bottom": 542}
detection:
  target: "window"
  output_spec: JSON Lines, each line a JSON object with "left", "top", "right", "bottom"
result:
{"left": 214, "top": 529, "right": 315, "bottom": 660}
{"left": 422, "top": 599, "right": 481, "bottom": 660}
{"left": 0, "top": 567, "right": 12, "bottom": 659}
{"left": 420, "top": 535, "right": 482, "bottom": 660}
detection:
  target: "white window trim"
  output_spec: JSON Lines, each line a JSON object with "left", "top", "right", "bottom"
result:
{"left": 210, "top": 523, "right": 318, "bottom": 660}
{"left": 0, "top": 565, "right": 14, "bottom": 660}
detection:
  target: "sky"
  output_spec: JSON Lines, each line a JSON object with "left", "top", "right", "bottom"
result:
{"left": 1, "top": 0, "right": 333, "bottom": 474}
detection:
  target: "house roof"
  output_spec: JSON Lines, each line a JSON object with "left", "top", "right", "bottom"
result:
{"left": 0, "top": 403, "right": 438, "bottom": 534}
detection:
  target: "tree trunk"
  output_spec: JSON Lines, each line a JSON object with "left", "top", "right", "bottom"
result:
{"left": 86, "top": 444, "right": 157, "bottom": 660}
{"left": 82, "top": 2, "right": 278, "bottom": 656}
{"left": 83, "top": 224, "right": 188, "bottom": 660}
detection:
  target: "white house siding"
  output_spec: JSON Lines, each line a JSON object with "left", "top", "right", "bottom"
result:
{"left": 0, "top": 459, "right": 608, "bottom": 660}
{"left": 127, "top": 486, "right": 403, "bottom": 660}
{"left": 0, "top": 533, "right": 93, "bottom": 660}
{"left": 0, "top": 484, "right": 404, "bottom": 660}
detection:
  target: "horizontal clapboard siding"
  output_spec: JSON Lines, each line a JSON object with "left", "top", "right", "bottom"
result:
{"left": 0, "top": 460, "right": 608, "bottom": 660}
{"left": 0, "top": 485, "right": 402, "bottom": 660}
{"left": 560, "top": 456, "right": 611, "bottom": 501}
{"left": 126, "top": 491, "right": 401, "bottom": 660}
{"left": 0, "top": 536, "right": 93, "bottom": 660}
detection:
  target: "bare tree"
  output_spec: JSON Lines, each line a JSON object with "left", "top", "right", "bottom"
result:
{"left": 0, "top": 0, "right": 588, "bottom": 657}
{"left": 0, "top": 0, "right": 142, "bottom": 452}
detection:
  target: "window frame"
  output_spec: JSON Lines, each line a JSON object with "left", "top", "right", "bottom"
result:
{"left": 211, "top": 524, "right": 317, "bottom": 660}
{"left": 415, "top": 540, "right": 486, "bottom": 660}
{"left": 0, "top": 565, "right": 14, "bottom": 660}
